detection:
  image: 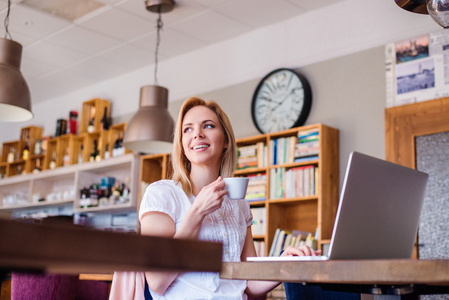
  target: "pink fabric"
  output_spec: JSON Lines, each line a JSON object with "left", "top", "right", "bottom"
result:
{"left": 11, "top": 273, "right": 78, "bottom": 300}
{"left": 109, "top": 272, "right": 146, "bottom": 300}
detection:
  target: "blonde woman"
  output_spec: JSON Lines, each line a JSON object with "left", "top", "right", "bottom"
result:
{"left": 139, "top": 97, "right": 319, "bottom": 299}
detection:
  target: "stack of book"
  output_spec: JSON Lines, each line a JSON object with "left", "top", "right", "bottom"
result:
{"left": 246, "top": 173, "right": 267, "bottom": 201}
{"left": 268, "top": 228, "right": 317, "bottom": 257}
{"left": 270, "top": 166, "right": 318, "bottom": 199}
{"left": 294, "top": 129, "right": 320, "bottom": 163}
{"left": 237, "top": 142, "right": 265, "bottom": 170}
{"left": 251, "top": 206, "right": 266, "bottom": 236}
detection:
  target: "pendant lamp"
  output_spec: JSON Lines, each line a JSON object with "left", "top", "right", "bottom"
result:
{"left": 123, "top": 0, "right": 175, "bottom": 154}
{"left": 395, "top": 0, "right": 449, "bottom": 29}
{"left": 0, "top": 0, "right": 32, "bottom": 122}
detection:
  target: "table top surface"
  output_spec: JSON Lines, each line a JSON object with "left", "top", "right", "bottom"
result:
{"left": 220, "top": 259, "right": 449, "bottom": 286}
{"left": 0, "top": 218, "right": 222, "bottom": 275}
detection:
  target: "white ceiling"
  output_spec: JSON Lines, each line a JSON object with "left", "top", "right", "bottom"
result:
{"left": 0, "top": 0, "right": 344, "bottom": 105}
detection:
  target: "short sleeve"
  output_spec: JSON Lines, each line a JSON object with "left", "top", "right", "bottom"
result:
{"left": 139, "top": 180, "right": 180, "bottom": 222}
{"left": 239, "top": 199, "right": 253, "bottom": 227}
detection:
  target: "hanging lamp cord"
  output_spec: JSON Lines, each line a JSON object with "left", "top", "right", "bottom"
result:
{"left": 4, "top": 0, "right": 12, "bottom": 40}
{"left": 154, "top": 9, "right": 163, "bottom": 86}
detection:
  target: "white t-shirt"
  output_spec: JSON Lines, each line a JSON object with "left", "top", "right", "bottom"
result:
{"left": 139, "top": 180, "right": 253, "bottom": 300}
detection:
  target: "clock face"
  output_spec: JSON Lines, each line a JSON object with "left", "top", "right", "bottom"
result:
{"left": 251, "top": 68, "right": 312, "bottom": 134}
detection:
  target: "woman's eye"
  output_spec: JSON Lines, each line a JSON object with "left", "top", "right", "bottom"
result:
{"left": 183, "top": 127, "right": 193, "bottom": 133}
{"left": 204, "top": 124, "right": 215, "bottom": 129}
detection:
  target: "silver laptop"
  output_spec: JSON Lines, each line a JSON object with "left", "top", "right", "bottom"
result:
{"left": 248, "top": 151, "right": 428, "bottom": 261}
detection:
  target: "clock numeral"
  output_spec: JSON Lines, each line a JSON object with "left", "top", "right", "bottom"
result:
{"left": 264, "top": 79, "right": 276, "bottom": 94}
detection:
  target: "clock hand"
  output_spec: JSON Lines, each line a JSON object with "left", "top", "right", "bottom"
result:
{"left": 258, "top": 96, "right": 283, "bottom": 105}
{"left": 270, "top": 93, "right": 292, "bottom": 111}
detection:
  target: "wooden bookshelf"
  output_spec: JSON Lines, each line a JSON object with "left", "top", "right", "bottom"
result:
{"left": 139, "top": 124, "right": 339, "bottom": 256}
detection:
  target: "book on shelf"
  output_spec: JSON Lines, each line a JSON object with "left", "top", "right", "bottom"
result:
{"left": 246, "top": 173, "right": 267, "bottom": 201}
{"left": 269, "top": 228, "right": 317, "bottom": 256}
{"left": 251, "top": 206, "right": 266, "bottom": 236}
{"left": 270, "top": 166, "right": 318, "bottom": 199}
{"left": 269, "top": 136, "right": 298, "bottom": 165}
{"left": 237, "top": 142, "right": 266, "bottom": 169}
{"left": 294, "top": 155, "right": 319, "bottom": 163}
{"left": 297, "top": 128, "right": 319, "bottom": 142}
{"left": 253, "top": 240, "right": 266, "bottom": 257}
{"left": 295, "top": 129, "right": 320, "bottom": 159}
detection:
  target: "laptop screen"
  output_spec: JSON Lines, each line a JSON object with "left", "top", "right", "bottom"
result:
{"left": 327, "top": 152, "right": 428, "bottom": 260}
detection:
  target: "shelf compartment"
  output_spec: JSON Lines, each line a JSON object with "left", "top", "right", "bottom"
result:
{"left": 0, "top": 180, "right": 32, "bottom": 208}
{"left": 108, "top": 123, "right": 131, "bottom": 158}
{"left": 74, "top": 154, "right": 139, "bottom": 213}
{"left": 32, "top": 172, "right": 76, "bottom": 204}
{"left": 266, "top": 200, "right": 318, "bottom": 252}
{"left": 236, "top": 134, "right": 267, "bottom": 171}
{"left": 1, "top": 140, "right": 21, "bottom": 164}
{"left": 43, "top": 137, "right": 58, "bottom": 170}
{"left": 20, "top": 126, "right": 43, "bottom": 157}
{"left": 79, "top": 98, "right": 110, "bottom": 134}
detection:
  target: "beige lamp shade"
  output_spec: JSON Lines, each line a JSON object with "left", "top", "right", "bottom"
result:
{"left": 123, "top": 85, "right": 174, "bottom": 154}
{"left": 0, "top": 38, "right": 32, "bottom": 122}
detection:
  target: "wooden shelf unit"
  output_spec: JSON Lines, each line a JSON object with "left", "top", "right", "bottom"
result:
{"left": 138, "top": 124, "right": 339, "bottom": 255}
{"left": 235, "top": 124, "right": 339, "bottom": 254}
{"left": 1, "top": 126, "right": 44, "bottom": 176}
{"left": 0, "top": 154, "right": 140, "bottom": 214}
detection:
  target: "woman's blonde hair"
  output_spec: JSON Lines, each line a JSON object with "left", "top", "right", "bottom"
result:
{"left": 171, "top": 97, "right": 236, "bottom": 196}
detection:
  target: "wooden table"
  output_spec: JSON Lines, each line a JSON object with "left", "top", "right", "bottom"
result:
{"left": 0, "top": 218, "right": 222, "bottom": 275}
{"left": 220, "top": 260, "right": 449, "bottom": 299}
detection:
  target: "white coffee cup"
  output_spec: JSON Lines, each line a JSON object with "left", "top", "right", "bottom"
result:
{"left": 223, "top": 177, "right": 249, "bottom": 200}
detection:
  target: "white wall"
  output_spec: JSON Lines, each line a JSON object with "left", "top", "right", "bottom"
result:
{"left": 0, "top": 0, "right": 442, "bottom": 186}
{"left": 168, "top": 46, "right": 386, "bottom": 186}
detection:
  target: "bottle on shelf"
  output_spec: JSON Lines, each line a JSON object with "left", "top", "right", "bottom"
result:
{"left": 7, "top": 147, "right": 15, "bottom": 163}
{"left": 89, "top": 184, "right": 99, "bottom": 207}
{"left": 34, "top": 139, "right": 42, "bottom": 155}
{"left": 33, "top": 158, "right": 42, "bottom": 174}
{"left": 22, "top": 135, "right": 30, "bottom": 160}
{"left": 89, "top": 140, "right": 100, "bottom": 162}
{"left": 104, "top": 144, "right": 110, "bottom": 159}
{"left": 55, "top": 119, "right": 67, "bottom": 137}
{"left": 63, "top": 147, "right": 70, "bottom": 166}
{"left": 87, "top": 117, "right": 95, "bottom": 133}
{"left": 113, "top": 134, "right": 124, "bottom": 157}
{"left": 98, "top": 188, "right": 109, "bottom": 206}
{"left": 49, "top": 153, "right": 56, "bottom": 169}
{"left": 67, "top": 111, "right": 78, "bottom": 134}
{"left": 100, "top": 107, "right": 110, "bottom": 131}
{"left": 78, "top": 144, "right": 84, "bottom": 164}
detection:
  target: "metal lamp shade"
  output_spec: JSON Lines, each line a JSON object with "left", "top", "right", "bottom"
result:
{"left": 0, "top": 38, "right": 32, "bottom": 122}
{"left": 145, "top": 0, "right": 175, "bottom": 13}
{"left": 395, "top": 0, "right": 449, "bottom": 29}
{"left": 123, "top": 85, "right": 174, "bottom": 154}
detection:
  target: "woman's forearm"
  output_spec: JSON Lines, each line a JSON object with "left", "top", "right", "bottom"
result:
{"left": 246, "top": 280, "right": 281, "bottom": 297}
{"left": 143, "top": 206, "right": 206, "bottom": 295}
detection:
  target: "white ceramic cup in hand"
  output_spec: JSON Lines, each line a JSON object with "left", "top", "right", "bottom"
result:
{"left": 223, "top": 177, "right": 249, "bottom": 200}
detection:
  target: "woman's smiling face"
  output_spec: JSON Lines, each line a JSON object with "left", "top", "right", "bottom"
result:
{"left": 182, "top": 106, "right": 227, "bottom": 169}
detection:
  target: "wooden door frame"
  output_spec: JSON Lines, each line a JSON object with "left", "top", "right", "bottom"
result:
{"left": 385, "top": 97, "right": 449, "bottom": 167}
{"left": 385, "top": 96, "right": 449, "bottom": 258}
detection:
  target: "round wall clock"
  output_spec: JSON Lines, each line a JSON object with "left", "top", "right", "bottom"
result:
{"left": 251, "top": 68, "right": 312, "bottom": 134}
